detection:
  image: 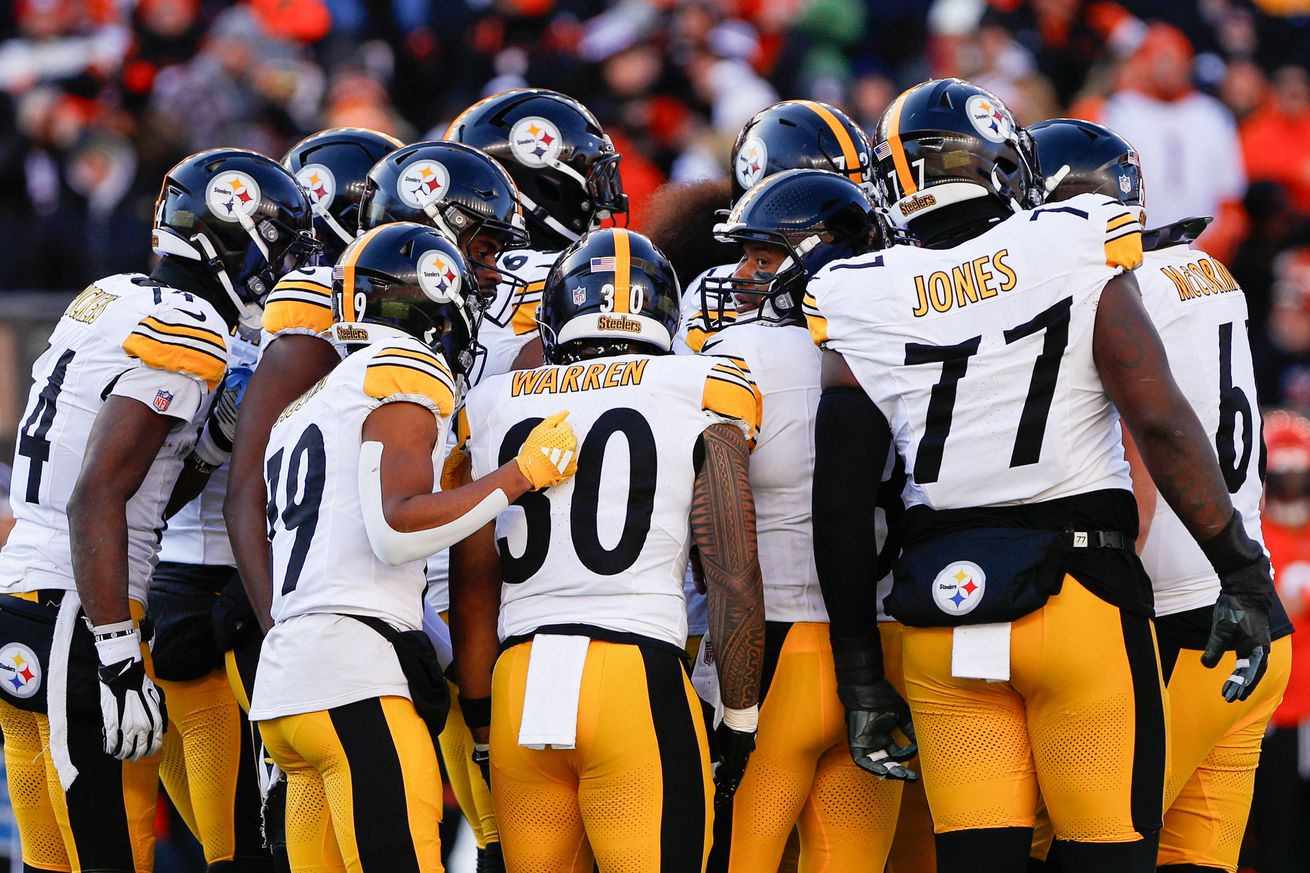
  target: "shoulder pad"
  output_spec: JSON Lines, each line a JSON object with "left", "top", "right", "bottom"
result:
{"left": 702, "top": 357, "right": 762, "bottom": 443}
{"left": 264, "top": 268, "right": 334, "bottom": 337}
{"left": 123, "top": 291, "right": 228, "bottom": 391}
{"left": 363, "top": 343, "right": 456, "bottom": 418}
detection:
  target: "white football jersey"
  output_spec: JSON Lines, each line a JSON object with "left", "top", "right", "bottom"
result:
{"left": 704, "top": 322, "right": 825, "bottom": 622}
{"left": 260, "top": 264, "right": 334, "bottom": 348}
{"left": 157, "top": 328, "right": 261, "bottom": 567}
{"left": 0, "top": 275, "right": 228, "bottom": 603}
{"left": 462, "top": 353, "right": 761, "bottom": 647}
{"left": 806, "top": 192, "right": 1143, "bottom": 510}
{"left": 1135, "top": 243, "right": 1265, "bottom": 615}
{"left": 675, "top": 264, "right": 737, "bottom": 355}
{"left": 251, "top": 324, "right": 456, "bottom": 720}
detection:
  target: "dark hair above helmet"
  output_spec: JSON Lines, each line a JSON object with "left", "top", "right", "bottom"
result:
{"left": 730, "top": 100, "right": 875, "bottom": 204}
{"left": 1029, "top": 118, "right": 1145, "bottom": 210}
{"left": 153, "top": 148, "right": 318, "bottom": 330}
{"left": 282, "top": 127, "right": 404, "bottom": 262}
{"left": 538, "top": 228, "right": 681, "bottom": 364}
{"left": 705, "top": 169, "right": 879, "bottom": 329}
{"left": 872, "top": 78, "right": 1038, "bottom": 232}
{"left": 445, "top": 89, "right": 627, "bottom": 250}
{"left": 333, "top": 222, "right": 478, "bottom": 382}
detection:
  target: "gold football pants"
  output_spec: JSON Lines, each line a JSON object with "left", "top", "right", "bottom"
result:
{"left": 903, "top": 575, "right": 1167, "bottom": 845}
{"left": 724, "top": 621, "right": 934, "bottom": 873}
{"left": 491, "top": 639, "right": 713, "bottom": 873}
{"left": 257, "top": 696, "right": 443, "bottom": 873}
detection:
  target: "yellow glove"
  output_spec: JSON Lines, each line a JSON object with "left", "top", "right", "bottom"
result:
{"left": 440, "top": 448, "right": 469, "bottom": 491}
{"left": 516, "top": 411, "right": 578, "bottom": 489}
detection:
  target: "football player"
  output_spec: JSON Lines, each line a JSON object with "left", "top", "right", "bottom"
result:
{"left": 1032, "top": 117, "right": 1293, "bottom": 873}
{"left": 806, "top": 78, "right": 1275, "bottom": 873}
{"left": 150, "top": 128, "right": 398, "bottom": 873}
{"left": 0, "top": 149, "right": 314, "bottom": 873}
{"left": 250, "top": 222, "right": 577, "bottom": 873}
{"left": 697, "top": 168, "right": 919, "bottom": 873}
{"left": 449, "top": 227, "right": 765, "bottom": 873}
{"left": 677, "top": 99, "right": 875, "bottom": 354}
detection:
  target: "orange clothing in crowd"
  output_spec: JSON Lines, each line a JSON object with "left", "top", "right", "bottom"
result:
{"left": 1265, "top": 518, "right": 1310, "bottom": 727}
{"left": 1242, "top": 104, "right": 1310, "bottom": 212}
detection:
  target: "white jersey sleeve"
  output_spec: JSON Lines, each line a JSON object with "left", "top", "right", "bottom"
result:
{"left": 807, "top": 192, "right": 1142, "bottom": 510}
{"left": 703, "top": 322, "right": 825, "bottom": 622}
{"left": 0, "top": 275, "right": 228, "bottom": 601}
{"left": 252, "top": 326, "right": 454, "bottom": 720}
{"left": 462, "top": 353, "right": 761, "bottom": 648}
{"left": 1135, "top": 244, "right": 1265, "bottom": 616}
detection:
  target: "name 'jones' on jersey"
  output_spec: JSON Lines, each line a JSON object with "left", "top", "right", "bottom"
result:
{"left": 806, "top": 192, "right": 1143, "bottom": 509}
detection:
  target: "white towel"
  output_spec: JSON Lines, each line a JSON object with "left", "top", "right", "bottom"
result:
{"left": 951, "top": 622, "right": 1011, "bottom": 682}
{"left": 518, "top": 634, "right": 590, "bottom": 749}
{"left": 689, "top": 636, "right": 723, "bottom": 729}
{"left": 49, "top": 593, "right": 82, "bottom": 790}
{"left": 420, "top": 601, "right": 454, "bottom": 671}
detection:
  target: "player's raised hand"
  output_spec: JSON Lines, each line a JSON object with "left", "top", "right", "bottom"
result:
{"left": 515, "top": 411, "right": 578, "bottom": 489}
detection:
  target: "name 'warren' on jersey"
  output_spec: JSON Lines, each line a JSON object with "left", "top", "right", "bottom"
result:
{"left": 460, "top": 352, "right": 762, "bottom": 649}
{"left": 805, "top": 192, "right": 1143, "bottom": 511}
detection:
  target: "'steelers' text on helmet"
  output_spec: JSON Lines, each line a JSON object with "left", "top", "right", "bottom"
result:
{"left": 282, "top": 127, "right": 404, "bottom": 262}
{"left": 446, "top": 88, "right": 627, "bottom": 249}
{"left": 705, "top": 169, "right": 880, "bottom": 329}
{"left": 873, "top": 78, "right": 1038, "bottom": 231}
{"left": 333, "top": 222, "right": 479, "bottom": 383}
{"left": 730, "top": 100, "right": 875, "bottom": 204}
{"left": 153, "top": 148, "right": 318, "bottom": 330}
{"left": 538, "top": 228, "right": 681, "bottom": 364}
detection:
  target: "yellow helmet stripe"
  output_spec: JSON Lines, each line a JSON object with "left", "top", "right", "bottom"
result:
{"left": 803, "top": 101, "right": 861, "bottom": 185}
{"left": 613, "top": 228, "right": 632, "bottom": 315}
{"left": 340, "top": 225, "right": 390, "bottom": 323}
{"left": 884, "top": 91, "right": 918, "bottom": 196}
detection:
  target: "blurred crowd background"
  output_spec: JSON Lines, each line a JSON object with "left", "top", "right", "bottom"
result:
{"left": 2, "top": 0, "right": 1310, "bottom": 870}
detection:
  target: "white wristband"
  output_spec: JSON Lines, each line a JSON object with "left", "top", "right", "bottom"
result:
{"left": 722, "top": 704, "right": 758, "bottom": 733}
{"left": 92, "top": 622, "right": 141, "bottom": 666}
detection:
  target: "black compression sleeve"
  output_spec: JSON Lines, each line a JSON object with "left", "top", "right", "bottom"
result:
{"left": 813, "top": 385, "right": 892, "bottom": 644}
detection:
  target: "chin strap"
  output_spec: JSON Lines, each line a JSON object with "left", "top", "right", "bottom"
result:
{"left": 191, "top": 234, "right": 264, "bottom": 332}
{"left": 518, "top": 189, "right": 581, "bottom": 243}
{"left": 358, "top": 441, "right": 510, "bottom": 566}
{"left": 316, "top": 204, "right": 356, "bottom": 249}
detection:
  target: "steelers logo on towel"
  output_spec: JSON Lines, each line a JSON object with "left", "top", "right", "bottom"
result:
{"left": 932, "top": 561, "right": 986, "bottom": 616}
{"left": 418, "top": 249, "right": 463, "bottom": 304}
{"left": 297, "top": 163, "right": 337, "bottom": 211}
{"left": 964, "top": 94, "right": 1015, "bottom": 144}
{"left": 398, "top": 160, "right": 450, "bottom": 210}
{"left": 0, "top": 643, "right": 42, "bottom": 699}
{"left": 207, "top": 171, "right": 262, "bottom": 222}
{"left": 735, "top": 136, "right": 769, "bottom": 191}
{"left": 509, "top": 116, "right": 564, "bottom": 168}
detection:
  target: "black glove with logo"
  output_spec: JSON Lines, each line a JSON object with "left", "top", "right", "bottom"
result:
{"left": 1199, "top": 510, "right": 1274, "bottom": 702}
{"left": 94, "top": 622, "right": 167, "bottom": 760}
{"left": 832, "top": 633, "right": 918, "bottom": 781}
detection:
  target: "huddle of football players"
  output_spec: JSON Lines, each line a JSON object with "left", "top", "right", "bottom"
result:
{"left": 0, "top": 75, "right": 1287, "bottom": 873}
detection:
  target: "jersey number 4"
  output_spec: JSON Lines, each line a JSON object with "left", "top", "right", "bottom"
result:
{"left": 904, "top": 297, "right": 1071, "bottom": 484}
{"left": 16, "top": 349, "right": 76, "bottom": 504}
{"left": 497, "top": 408, "right": 657, "bottom": 582}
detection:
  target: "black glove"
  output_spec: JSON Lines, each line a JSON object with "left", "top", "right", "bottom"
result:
{"left": 712, "top": 722, "right": 756, "bottom": 807}
{"left": 1199, "top": 510, "right": 1274, "bottom": 702}
{"left": 472, "top": 743, "right": 490, "bottom": 788}
{"left": 833, "top": 633, "right": 918, "bottom": 781}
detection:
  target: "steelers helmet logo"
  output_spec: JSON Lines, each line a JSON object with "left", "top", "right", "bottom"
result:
{"left": 206, "top": 171, "right": 262, "bottom": 222}
{"left": 964, "top": 94, "right": 1015, "bottom": 144}
{"left": 0, "top": 643, "right": 41, "bottom": 699}
{"left": 296, "top": 163, "right": 337, "bottom": 211}
{"left": 509, "top": 116, "right": 564, "bottom": 168}
{"left": 418, "top": 249, "right": 463, "bottom": 304}
{"left": 735, "top": 136, "right": 769, "bottom": 190}
{"left": 932, "top": 561, "right": 987, "bottom": 616}
{"left": 398, "top": 160, "right": 450, "bottom": 210}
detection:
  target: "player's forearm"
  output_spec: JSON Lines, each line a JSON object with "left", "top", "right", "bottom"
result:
{"left": 384, "top": 462, "right": 531, "bottom": 532}
{"left": 694, "top": 423, "right": 764, "bottom": 711}
{"left": 166, "top": 461, "right": 212, "bottom": 519}
{"left": 449, "top": 524, "right": 502, "bottom": 705}
{"left": 813, "top": 386, "right": 888, "bottom": 642}
{"left": 69, "top": 491, "right": 132, "bottom": 625}
{"left": 225, "top": 470, "right": 275, "bottom": 633}
{"left": 1125, "top": 414, "right": 1233, "bottom": 542}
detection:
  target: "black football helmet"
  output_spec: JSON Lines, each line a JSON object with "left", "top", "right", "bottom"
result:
{"left": 704, "top": 169, "right": 879, "bottom": 329}
{"left": 1030, "top": 118, "right": 1145, "bottom": 211}
{"left": 872, "top": 78, "right": 1039, "bottom": 234}
{"left": 446, "top": 89, "right": 627, "bottom": 249}
{"left": 730, "top": 100, "right": 875, "bottom": 204}
{"left": 333, "top": 222, "right": 478, "bottom": 383}
{"left": 282, "top": 127, "right": 403, "bottom": 262}
{"left": 153, "top": 148, "right": 318, "bottom": 330}
{"left": 538, "top": 228, "right": 681, "bottom": 364}
{"left": 359, "top": 140, "right": 530, "bottom": 305}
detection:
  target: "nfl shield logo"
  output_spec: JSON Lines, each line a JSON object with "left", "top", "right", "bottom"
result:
{"left": 1119, "top": 173, "right": 1132, "bottom": 195}
{"left": 154, "top": 389, "right": 173, "bottom": 412}
{"left": 572, "top": 286, "right": 587, "bottom": 305}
